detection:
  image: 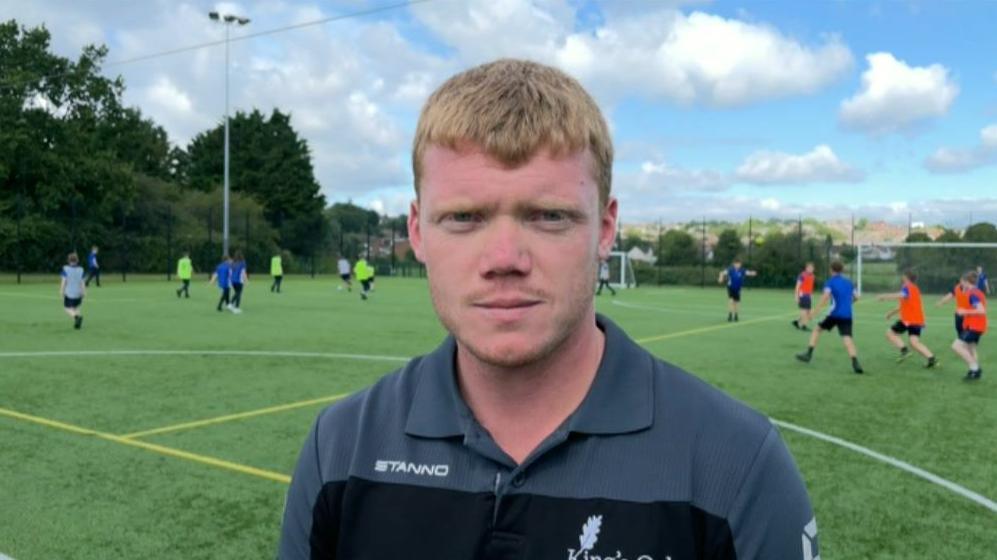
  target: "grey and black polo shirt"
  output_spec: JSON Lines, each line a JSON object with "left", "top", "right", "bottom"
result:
{"left": 279, "top": 315, "right": 818, "bottom": 559}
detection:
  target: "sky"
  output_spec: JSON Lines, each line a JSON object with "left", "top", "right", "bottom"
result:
{"left": 4, "top": 0, "right": 997, "bottom": 226}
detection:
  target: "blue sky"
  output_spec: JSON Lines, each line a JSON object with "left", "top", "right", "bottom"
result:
{"left": 5, "top": 0, "right": 997, "bottom": 225}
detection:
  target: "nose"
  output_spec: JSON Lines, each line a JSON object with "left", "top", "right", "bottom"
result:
{"left": 478, "top": 216, "right": 532, "bottom": 278}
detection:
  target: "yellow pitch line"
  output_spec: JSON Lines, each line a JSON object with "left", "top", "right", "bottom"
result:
{"left": 0, "top": 406, "right": 290, "bottom": 484}
{"left": 635, "top": 313, "right": 795, "bottom": 344}
{"left": 120, "top": 393, "right": 350, "bottom": 439}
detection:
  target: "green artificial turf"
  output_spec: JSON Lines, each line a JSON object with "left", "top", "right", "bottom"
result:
{"left": 0, "top": 275, "right": 994, "bottom": 559}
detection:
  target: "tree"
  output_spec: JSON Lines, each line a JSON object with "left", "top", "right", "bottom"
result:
{"left": 0, "top": 20, "right": 153, "bottom": 270}
{"left": 184, "top": 108, "right": 327, "bottom": 257}
{"left": 936, "top": 229, "right": 961, "bottom": 242}
{"left": 752, "top": 231, "right": 811, "bottom": 287}
{"left": 713, "top": 229, "right": 743, "bottom": 265}
{"left": 905, "top": 232, "right": 932, "bottom": 242}
{"left": 658, "top": 230, "right": 699, "bottom": 266}
{"left": 963, "top": 222, "right": 997, "bottom": 243}
{"left": 622, "top": 232, "right": 645, "bottom": 252}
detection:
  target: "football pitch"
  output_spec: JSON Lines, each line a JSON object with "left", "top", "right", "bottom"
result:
{"left": 0, "top": 276, "right": 994, "bottom": 559}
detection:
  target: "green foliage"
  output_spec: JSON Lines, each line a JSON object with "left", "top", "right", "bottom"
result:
{"left": 183, "top": 108, "right": 328, "bottom": 256}
{"left": 936, "top": 229, "right": 961, "bottom": 242}
{"left": 713, "top": 229, "right": 743, "bottom": 265}
{"left": 963, "top": 222, "right": 997, "bottom": 243}
{"left": 0, "top": 20, "right": 143, "bottom": 270}
{"left": 622, "top": 232, "right": 646, "bottom": 252}
{"left": 749, "top": 232, "right": 825, "bottom": 287}
{"left": 658, "top": 229, "right": 700, "bottom": 266}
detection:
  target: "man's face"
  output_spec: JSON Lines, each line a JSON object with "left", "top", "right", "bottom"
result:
{"left": 806, "top": 264, "right": 814, "bottom": 273}
{"left": 410, "top": 145, "right": 617, "bottom": 369}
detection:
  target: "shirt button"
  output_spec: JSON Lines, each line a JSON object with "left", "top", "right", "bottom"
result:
{"left": 511, "top": 472, "right": 526, "bottom": 487}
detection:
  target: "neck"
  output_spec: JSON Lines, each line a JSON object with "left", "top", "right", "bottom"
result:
{"left": 456, "top": 314, "right": 605, "bottom": 464}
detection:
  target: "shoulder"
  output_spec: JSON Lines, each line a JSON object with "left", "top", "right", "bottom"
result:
{"left": 649, "top": 356, "right": 779, "bottom": 514}
{"left": 654, "top": 359, "right": 773, "bottom": 455}
{"left": 308, "top": 356, "right": 426, "bottom": 480}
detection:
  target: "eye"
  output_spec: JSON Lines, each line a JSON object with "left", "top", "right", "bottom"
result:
{"left": 450, "top": 211, "right": 477, "bottom": 223}
{"left": 536, "top": 210, "right": 567, "bottom": 222}
{"left": 440, "top": 211, "right": 482, "bottom": 232}
{"left": 528, "top": 209, "right": 575, "bottom": 231}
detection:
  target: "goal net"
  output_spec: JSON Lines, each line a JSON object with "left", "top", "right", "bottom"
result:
{"left": 856, "top": 242, "right": 997, "bottom": 295}
{"left": 608, "top": 250, "right": 637, "bottom": 289}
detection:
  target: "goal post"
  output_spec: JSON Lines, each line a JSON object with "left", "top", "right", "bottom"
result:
{"left": 856, "top": 242, "right": 997, "bottom": 295}
{"left": 608, "top": 250, "right": 637, "bottom": 289}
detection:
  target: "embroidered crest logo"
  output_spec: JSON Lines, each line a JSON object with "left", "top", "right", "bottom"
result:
{"left": 569, "top": 515, "right": 602, "bottom": 560}
{"left": 566, "top": 515, "right": 661, "bottom": 560}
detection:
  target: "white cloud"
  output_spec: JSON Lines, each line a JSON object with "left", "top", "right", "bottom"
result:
{"left": 840, "top": 52, "right": 958, "bottom": 135}
{"left": 924, "top": 123, "right": 997, "bottom": 173}
{"left": 413, "top": 2, "right": 854, "bottom": 107}
{"left": 145, "top": 76, "right": 195, "bottom": 115}
{"left": 760, "top": 197, "right": 781, "bottom": 210}
{"left": 637, "top": 160, "right": 729, "bottom": 191}
{"left": 735, "top": 145, "right": 864, "bottom": 185}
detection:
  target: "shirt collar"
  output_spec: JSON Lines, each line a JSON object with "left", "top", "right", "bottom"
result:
{"left": 404, "top": 314, "right": 654, "bottom": 439}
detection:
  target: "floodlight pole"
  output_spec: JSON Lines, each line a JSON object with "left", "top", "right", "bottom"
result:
{"left": 223, "top": 22, "right": 230, "bottom": 257}
{"left": 209, "top": 11, "right": 250, "bottom": 257}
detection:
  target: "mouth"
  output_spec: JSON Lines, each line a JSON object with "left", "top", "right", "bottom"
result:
{"left": 471, "top": 298, "right": 543, "bottom": 321}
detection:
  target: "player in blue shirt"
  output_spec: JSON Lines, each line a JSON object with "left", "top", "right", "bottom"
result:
{"left": 84, "top": 245, "right": 101, "bottom": 287}
{"left": 230, "top": 251, "right": 248, "bottom": 314}
{"left": 717, "top": 258, "right": 757, "bottom": 321}
{"left": 208, "top": 255, "right": 234, "bottom": 313}
{"left": 796, "top": 260, "right": 863, "bottom": 373}
{"left": 977, "top": 265, "right": 991, "bottom": 295}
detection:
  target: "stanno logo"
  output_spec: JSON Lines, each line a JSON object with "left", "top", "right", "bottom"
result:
{"left": 566, "top": 515, "right": 664, "bottom": 560}
{"left": 374, "top": 459, "right": 449, "bottom": 477}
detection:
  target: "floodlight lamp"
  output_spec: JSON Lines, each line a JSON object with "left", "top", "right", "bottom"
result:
{"left": 208, "top": 11, "right": 219, "bottom": 20}
{"left": 238, "top": 17, "right": 251, "bottom": 25}
{"left": 224, "top": 14, "right": 237, "bottom": 22}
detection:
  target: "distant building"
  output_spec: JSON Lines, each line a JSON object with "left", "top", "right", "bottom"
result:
{"left": 627, "top": 246, "right": 657, "bottom": 265}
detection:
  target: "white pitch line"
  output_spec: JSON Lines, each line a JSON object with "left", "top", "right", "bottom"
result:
{"left": 2, "top": 349, "right": 994, "bottom": 514}
{"left": 772, "top": 418, "right": 997, "bottom": 514}
{"left": 0, "top": 291, "right": 145, "bottom": 303}
{"left": 0, "top": 349, "right": 410, "bottom": 363}
{"left": 1, "top": 553, "right": 16, "bottom": 560}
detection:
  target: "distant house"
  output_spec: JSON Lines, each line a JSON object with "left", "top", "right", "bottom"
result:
{"left": 627, "top": 246, "right": 657, "bottom": 265}
{"left": 860, "top": 245, "right": 895, "bottom": 261}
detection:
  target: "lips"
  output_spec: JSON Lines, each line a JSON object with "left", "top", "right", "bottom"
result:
{"left": 471, "top": 297, "right": 543, "bottom": 322}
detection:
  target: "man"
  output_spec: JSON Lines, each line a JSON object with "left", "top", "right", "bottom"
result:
{"left": 876, "top": 271, "right": 937, "bottom": 368}
{"left": 595, "top": 257, "right": 616, "bottom": 296}
{"left": 353, "top": 256, "right": 373, "bottom": 300}
{"left": 270, "top": 253, "right": 283, "bottom": 293}
{"left": 230, "top": 251, "right": 247, "bottom": 313}
{"left": 60, "top": 252, "right": 86, "bottom": 329}
{"left": 796, "top": 260, "right": 864, "bottom": 374}
{"left": 718, "top": 258, "right": 757, "bottom": 321}
{"left": 209, "top": 255, "right": 233, "bottom": 313}
{"left": 176, "top": 251, "right": 193, "bottom": 298}
{"left": 336, "top": 256, "right": 351, "bottom": 292}
{"left": 280, "top": 59, "right": 816, "bottom": 560}
{"left": 977, "top": 265, "right": 991, "bottom": 295}
{"left": 792, "top": 262, "right": 816, "bottom": 330}
{"left": 951, "top": 270, "right": 987, "bottom": 381}
{"left": 84, "top": 245, "right": 100, "bottom": 287}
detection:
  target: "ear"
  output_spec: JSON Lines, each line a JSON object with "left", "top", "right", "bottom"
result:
{"left": 597, "top": 197, "right": 619, "bottom": 260}
{"left": 408, "top": 199, "right": 426, "bottom": 263}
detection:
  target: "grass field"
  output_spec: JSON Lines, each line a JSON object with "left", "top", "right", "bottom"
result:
{"left": 1, "top": 275, "right": 995, "bottom": 559}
